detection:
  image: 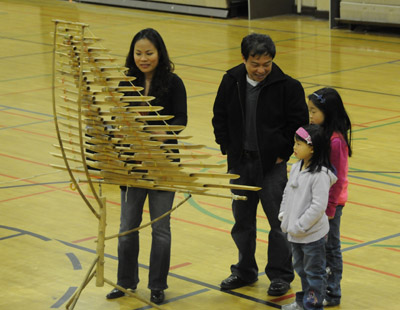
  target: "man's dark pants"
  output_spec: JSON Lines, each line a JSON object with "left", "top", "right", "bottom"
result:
{"left": 229, "top": 154, "right": 294, "bottom": 284}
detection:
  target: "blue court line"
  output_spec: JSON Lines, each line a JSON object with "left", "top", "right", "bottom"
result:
{"left": 0, "top": 232, "right": 24, "bottom": 241}
{"left": 66, "top": 253, "right": 82, "bottom": 270}
{"left": 0, "top": 225, "right": 51, "bottom": 241}
{"left": 50, "top": 286, "right": 77, "bottom": 308}
{"left": 354, "top": 120, "right": 400, "bottom": 132}
{"left": 56, "top": 239, "right": 281, "bottom": 308}
{"left": 0, "top": 119, "right": 53, "bottom": 130}
{"left": 0, "top": 35, "right": 52, "bottom": 47}
{"left": 134, "top": 288, "right": 210, "bottom": 310}
{"left": 348, "top": 168, "right": 400, "bottom": 181}
{"left": 348, "top": 174, "right": 400, "bottom": 187}
{"left": 0, "top": 50, "right": 52, "bottom": 60}
{"left": 342, "top": 233, "right": 400, "bottom": 252}
{"left": 187, "top": 195, "right": 270, "bottom": 234}
{"left": 0, "top": 104, "right": 54, "bottom": 118}
{"left": 0, "top": 73, "right": 51, "bottom": 83}
{"left": 0, "top": 181, "right": 70, "bottom": 189}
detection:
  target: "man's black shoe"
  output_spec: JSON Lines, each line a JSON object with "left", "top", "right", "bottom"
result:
{"left": 267, "top": 279, "right": 290, "bottom": 296}
{"left": 150, "top": 290, "right": 165, "bottom": 304}
{"left": 220, "top": 275, "right": 257, "bottom": 290}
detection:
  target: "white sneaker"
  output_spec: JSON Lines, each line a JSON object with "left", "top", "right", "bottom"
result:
{"left": 281, "top": 301, "right": 304, "bottom": 310}
{"left": 323, "top": 299, "right": 340, "bottom": 307}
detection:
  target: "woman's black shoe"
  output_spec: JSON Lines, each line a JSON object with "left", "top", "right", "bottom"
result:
{"left": 106, "top": 288, "right": 125, "bottom": 299}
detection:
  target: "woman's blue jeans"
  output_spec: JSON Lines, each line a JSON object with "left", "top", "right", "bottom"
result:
{"left": 116, "top": 186, "right": 175, "bottom": 290}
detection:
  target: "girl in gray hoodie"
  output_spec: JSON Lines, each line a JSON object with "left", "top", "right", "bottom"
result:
{"left": 280, "top": 124, "right": 337, "bottom": 310}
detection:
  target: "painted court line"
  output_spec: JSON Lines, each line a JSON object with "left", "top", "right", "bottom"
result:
{"left": 342, "top": 233, "right": 400, "bottom": 253}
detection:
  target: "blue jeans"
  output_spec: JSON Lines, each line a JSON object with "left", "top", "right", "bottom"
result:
{"left": 292, "top": 237, "right": 327, "bottom": 310}
{"left": 325, "top": 205, "right": 343, "bottom": 303}
{"left": 117, "top": 187, "right": 175, "bottom": 290}
{"left": 229, "top": 157, "right": 294, "bottom": 284}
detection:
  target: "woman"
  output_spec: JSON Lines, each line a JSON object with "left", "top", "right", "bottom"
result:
{"left": 106, "top": 28, "right": 187, "bottom": 304}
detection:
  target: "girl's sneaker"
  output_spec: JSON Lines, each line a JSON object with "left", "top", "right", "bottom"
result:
{"left": 282, "top": 301, "right": 304, "bottom": 310}
{"left": 323, "top": 299, "right": 340, "bottom": 307}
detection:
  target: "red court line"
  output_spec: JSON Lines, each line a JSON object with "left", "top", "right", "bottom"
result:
{"left": 0, "top": 153, "right": 50, "bottom": 167}
{"left": 345, "top": 102, "right": 400, "bottom": 113}
{"left": 352, "top": 123, "right": 368, "bottom": 128}
{"left": 349, "top": 181, "right": 400, "bottom": 195}
{"left": 344, "top": 261, "right": 400, "bottom": 279}
{"left": 0, "top": 188, "right": 58, "bottom": 203}
{"left": 72, "top": 236, "right": 97, "bottom": 243}
{"left": 7, "top": 127, "right": 56, "bottom": 139}
{"left": 0, "top": 86, "right": 55, "bottom": 97}
{"left": 347, "top": 200, "right": 400, "bottom": 214}
{"left": 270, "top": 293, "right": 296, "bottom": 303}
{"left": 0, "top": 110, "right": 47, "bottom": 121}
{"left": 169, "top": 262, "right": 192, "bottom": 270}
{"left": 356, "top": 114, "right": 400, "bottom": 126}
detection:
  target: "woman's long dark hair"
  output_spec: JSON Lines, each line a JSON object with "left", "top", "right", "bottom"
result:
{"left": 308, "top": 87, "right": 352, "bottom": 157}
{"left": 125, "top": 28, "right": 174, "bottom": 103}
{"left": 295, "top": 124, "right": 334, "bottom": 173}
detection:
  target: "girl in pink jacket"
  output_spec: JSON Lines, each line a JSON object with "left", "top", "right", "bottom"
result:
{"left": 307, "top": 88, "right": 353, "bottom": 307}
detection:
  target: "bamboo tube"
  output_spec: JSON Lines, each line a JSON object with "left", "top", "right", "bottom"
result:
{"left": 160, "top": 144, "right": 205, "bottom": 150}
{"left": 51, "top": 152, "right": 84, "bottom": 164}
{"left": 109, "top": 106, "right": 163, "bottom": 113}
{"left": 133, "top": 115, "right": 173, "bottom": 122}
{"left": 96, "top": 196, "right": 106, "bottom": 287}
{"left": 203, "top": 183, "right": 261, "bottom": 191}
{"left": 100, "top": 170, "right": 146, "bottom": 178}
{"left": 91, "top": 66, "right": 129, "bottom": 73}
{"left": 150, "top": 134, "right": 192, "bottom": 140}
{"left": 85, "top": 152, "right": 119, "bottom": 161}
{"left": 165, "top": 154, "right": 211, "bottom": 159}
{"left": 85, "top": 144, "right": 115, "bottom": 153}
{"left": 83, "top": 58, "right": 117, "bottom": 65}
{"left": 103, "top": 86, "right": 143, "bottom": 92}
{"left": 120, "top": 96, "right": 155, "bottom": 102}
{"left": 113, "top": 140, "right": 162, "bottom": 147}
{"left": 189, "top": 172, "right": 239, "bottom": 179}
{"left": 87, "top": 162, "right": 130, "bottom": 171}
{"left": 141, "top": 124, "right": 185, "bottom": 132}
{"left": 53, "top": 144, "right": 81, "bottom": 155}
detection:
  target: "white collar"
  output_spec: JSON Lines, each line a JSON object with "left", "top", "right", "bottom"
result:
{"left": 246, "top": 75, "right": 259, "bottom": 87}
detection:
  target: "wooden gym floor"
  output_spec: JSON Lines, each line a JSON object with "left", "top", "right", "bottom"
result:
{"left": 0, "top": 0, "right": 399, "bottom": 309}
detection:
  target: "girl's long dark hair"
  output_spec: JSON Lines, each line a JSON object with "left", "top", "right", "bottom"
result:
{"left": 125, "top": 28, "right": 174, "bottom": 103}
{"left": 295, "top": 124, "right": 334, "bottom": 173}
{"left": 308, "top": 87, "right": 352, "bottom": 157}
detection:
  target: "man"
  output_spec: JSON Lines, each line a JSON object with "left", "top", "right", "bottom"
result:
{"left": 212, "top": 33, "right": 308, "bottom": 296}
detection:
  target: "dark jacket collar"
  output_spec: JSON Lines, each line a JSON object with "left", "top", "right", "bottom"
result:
{"left": 226, "top": 62, "right": 287, "bottom": 87}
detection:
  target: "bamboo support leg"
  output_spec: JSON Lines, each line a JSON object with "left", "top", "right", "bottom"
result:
{"left": 65, "top": 257, "right": 98, "bottom": 309}
{"left": 96, "top": 196, "right": 106, "bottom": 287}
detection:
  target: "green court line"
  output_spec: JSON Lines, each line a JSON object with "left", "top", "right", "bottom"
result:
{"left": 353, "top": 120, "right": 400, "bottom": 132}
{"left": 349, "top": 167, "right": 400, "bottom": 180}
{"left": 185, "top": 194, "right": 270, "bottom": 234}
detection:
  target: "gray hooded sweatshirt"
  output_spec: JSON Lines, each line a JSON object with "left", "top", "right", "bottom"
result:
{"left": 279, "top": 160, "right": 337, "bottom": 244}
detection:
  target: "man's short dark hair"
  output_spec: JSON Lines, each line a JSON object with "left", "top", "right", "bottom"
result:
{"left": 241, "top": 33, "right": 276, "bottom": 60}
